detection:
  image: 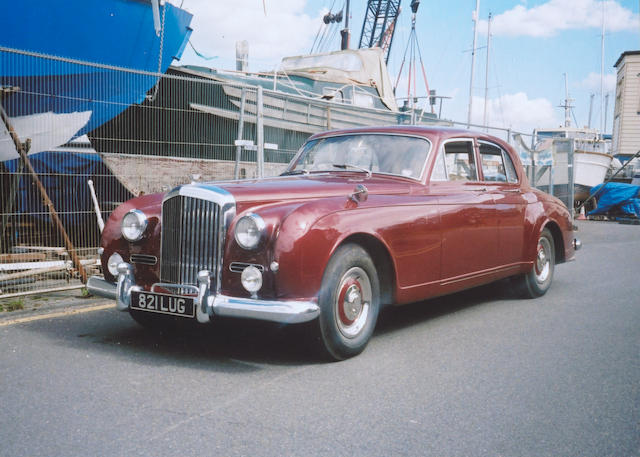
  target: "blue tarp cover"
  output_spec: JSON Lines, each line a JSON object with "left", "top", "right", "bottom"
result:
{"left": 589, "top": 182, "right": 640, "bottom": 217}
{"left": 4, "top": 151, "right": 131, "bottom": 225}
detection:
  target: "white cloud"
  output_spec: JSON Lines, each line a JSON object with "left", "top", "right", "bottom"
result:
{"left": 180, "top": 0, "right": 323, "bottom": 69}
{"left": 578, "top": 72, "right": 617, "bottom": 92}
{"left": 470, "top": 92, "right": 560, "bottom": 133}
{"left": 479, "top": 0, "right": 638, "bottom": 38}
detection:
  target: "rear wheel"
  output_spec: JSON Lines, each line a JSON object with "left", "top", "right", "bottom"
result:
{"left": 515, "top": 227, "right": 555, "bottom": 298}
{"left": 316, "top": 244, "right": 380, "bottom": 361}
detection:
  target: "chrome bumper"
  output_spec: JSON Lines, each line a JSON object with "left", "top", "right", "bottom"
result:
{"left": 573, "top": 238, "right": 582, "bottom": 251}
{"left": 86, "top": 263, "right": 320, "bottom": 325}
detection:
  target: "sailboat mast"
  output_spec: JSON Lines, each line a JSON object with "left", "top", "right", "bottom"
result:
{"left": 483, "top": 12, "right": 492, "bottom": 130}
{"left": 467, "top": 0, "right": 480, "bottom": 128}
{"left": 341, "top": 0, "right": 351, "bottom": 50}
{"left": 600, "top": 1, "right": 605, "bottom": 135}
{"left": 562, "top": 73, "right": 572, "bottom": 128}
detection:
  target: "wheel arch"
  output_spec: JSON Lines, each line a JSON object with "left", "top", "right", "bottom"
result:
{"left": 337, "top": 233, "right": 396, "bottom": 307}
{"left": 542, "top": 220, "right": 566, "bottom": 264}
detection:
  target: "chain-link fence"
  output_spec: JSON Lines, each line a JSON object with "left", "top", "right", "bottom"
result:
{"left": 1, "top": 45, "right": 578, "bottom": 298}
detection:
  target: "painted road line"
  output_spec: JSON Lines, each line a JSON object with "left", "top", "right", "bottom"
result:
{"left": 0, "top": 302, "right": 114, "bottom": 327}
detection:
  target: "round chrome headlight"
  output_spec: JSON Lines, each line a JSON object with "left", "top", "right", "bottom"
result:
{"left": 121, "top": 209, "right": 148, "bottom": 242}
{"left": 241, "top": 266, "right": 263, "bottom": 293}
{"left": 107, "top": 252, "right": 123, "bottom": 276}
{"left": 234, "top": 213, "right": 265, "bottom": 250}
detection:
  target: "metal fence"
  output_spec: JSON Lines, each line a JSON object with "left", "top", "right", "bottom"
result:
{"left": 1, "top": 46, "right": 565, "bottom": 298}
{"left": 512, "top": 135, "right": 577, "bottom": 210}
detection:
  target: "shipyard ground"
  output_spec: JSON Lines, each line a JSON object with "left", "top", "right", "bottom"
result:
{"left": 0, "top": 220, "right": 638, "bottom": 457}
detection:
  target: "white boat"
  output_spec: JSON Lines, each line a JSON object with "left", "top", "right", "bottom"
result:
{"left": 533, "top": 127, "right": 613, "bottom": 202}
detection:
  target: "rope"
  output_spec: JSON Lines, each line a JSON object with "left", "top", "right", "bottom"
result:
{"left": 147, "top": 2, "right": 167, "bottom": 102}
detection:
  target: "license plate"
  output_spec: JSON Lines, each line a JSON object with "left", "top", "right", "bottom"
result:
{"left": 130, "top": 291, "right": 195, "bottom": 318}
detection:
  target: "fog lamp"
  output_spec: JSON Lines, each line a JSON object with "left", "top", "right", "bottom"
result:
{"left": 241, "top": 266, "right": 263, "bottom": 294}
{"left": 107, "top": 252, "right": 124, "bottom": 276}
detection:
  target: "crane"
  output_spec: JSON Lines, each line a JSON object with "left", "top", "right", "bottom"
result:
{"left": 358, "top": 0, "right": 402, "bottom": 64}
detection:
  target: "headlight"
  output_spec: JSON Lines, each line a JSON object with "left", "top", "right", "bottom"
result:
{"left": 241, "top": 266, "right": 263, "bottom": 293}
{"left": 107, "top": 252, "right": 123, "bottom": 276}
{"left": 234, "top": 213, "right": 265, "bottom": 250}
{"left": 121, "top": 209, "right": 148, "bottom": 241}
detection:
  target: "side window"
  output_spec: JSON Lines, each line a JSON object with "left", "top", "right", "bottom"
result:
{"left": 479, "top": 142, "right": 507, "bottom": 182}
{"left": 431, "top": 150, "right": 447, "bottom": 181}
{"left": 353, "top": 91, "right": 374, "bottom": 108}
{"left": 322, "top": 87, "right": 344, "bottom": 103}
{"left": 444, "top": 141, "right": 477, "bottom": 181}
{"left": 502, "top": 150, "right": 519, "bottom": 183}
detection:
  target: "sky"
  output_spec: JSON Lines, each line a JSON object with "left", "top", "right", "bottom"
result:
{"left": 176, "top": 0, "right": 640, "bottom": 135}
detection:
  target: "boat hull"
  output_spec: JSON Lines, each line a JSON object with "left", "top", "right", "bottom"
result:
{"left": 0, "top": 0, "right": 192, "bottom": 160}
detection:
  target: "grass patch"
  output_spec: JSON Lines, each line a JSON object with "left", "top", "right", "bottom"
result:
{"left": 0, "top": 298, "right": 25, "bottom": 312}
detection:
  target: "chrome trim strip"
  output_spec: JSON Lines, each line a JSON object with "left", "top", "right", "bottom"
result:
{"left": 229, "top": 262, "right": 265, "bottom": 273}
{"left": 151, "top": 283, "right": 199, "bottom": 294}
{"left": 440, "top": 264, "right": 521, "bottom": 286}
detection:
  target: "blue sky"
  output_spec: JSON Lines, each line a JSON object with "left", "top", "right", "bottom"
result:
{"left": 178, "top": 0, "right": 639, "bottom": 135}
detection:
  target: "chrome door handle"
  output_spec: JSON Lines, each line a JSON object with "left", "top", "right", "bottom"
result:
{"left": 503, "top": 189, "right": 521, "bottom": 193}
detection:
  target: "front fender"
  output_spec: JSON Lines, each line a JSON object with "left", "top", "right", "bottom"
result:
{"left": 272, "top": 198, "right": 349, "bottom": 299}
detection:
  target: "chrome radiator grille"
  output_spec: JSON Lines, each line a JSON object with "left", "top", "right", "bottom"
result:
{"left": 160, "top": 195, "right": 221, "bottom": 286}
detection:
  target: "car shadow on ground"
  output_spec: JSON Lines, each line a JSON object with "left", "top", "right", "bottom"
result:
{"left": 19, "top": 278, "right": 518, "bottom": 368}
{"left": 374, "top": 278, "right": 519, "bottom": 336}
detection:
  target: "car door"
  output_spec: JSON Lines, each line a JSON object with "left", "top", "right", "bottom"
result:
{"left": 477, "top": 140, "right": 527, "bottom": 268}
{"left": 429, "top": 138, "right": 499, "bottom": 282}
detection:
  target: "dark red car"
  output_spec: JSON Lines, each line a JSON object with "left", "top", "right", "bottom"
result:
{"left": 88, "top": 126, "right": 580, "bottom": 360}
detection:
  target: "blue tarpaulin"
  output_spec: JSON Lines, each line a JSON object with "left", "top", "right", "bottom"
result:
{"left": 588, "top": 182, "right": 640, "bottom": 218}
{"left": 3, "top": 150, "right": 132, "bottom": 225}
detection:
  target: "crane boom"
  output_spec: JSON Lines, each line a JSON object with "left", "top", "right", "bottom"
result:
{"left": 358, "top": 0, "right": 402, "bottom": 64}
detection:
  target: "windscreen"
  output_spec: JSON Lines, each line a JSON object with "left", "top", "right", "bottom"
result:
{"left": 289, "top": 134, "right": 431, "bottom": 180}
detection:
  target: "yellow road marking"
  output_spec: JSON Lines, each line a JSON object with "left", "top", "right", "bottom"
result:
{"left": 0, "top": 302, "right": 114, "bottom": 327}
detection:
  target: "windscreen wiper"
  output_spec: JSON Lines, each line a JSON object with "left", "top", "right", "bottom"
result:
{"left": 280, "top": 169, "right": 309, "bottom": 176}
{"left": 332, "top": 163, "right": 372, "bottom": 178}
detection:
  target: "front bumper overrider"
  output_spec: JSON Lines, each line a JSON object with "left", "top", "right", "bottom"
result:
{"left": 86, "top": 262, "right": 320, "bottom": 325}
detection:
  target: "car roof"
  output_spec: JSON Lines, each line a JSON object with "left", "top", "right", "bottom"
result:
{"left": 309, "top": 125, "right": 514, "bottom": 152}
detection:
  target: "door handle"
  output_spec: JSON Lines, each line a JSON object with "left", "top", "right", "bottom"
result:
{"left": 503, "top": 189, "right": 522, "bottom": 193}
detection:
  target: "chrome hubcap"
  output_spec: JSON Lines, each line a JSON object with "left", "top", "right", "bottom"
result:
{"left": 534, "top": 238, "right": 551, "bottom": 283}
{"left": 335, "top": 267, "right": 371, "bottom": 338}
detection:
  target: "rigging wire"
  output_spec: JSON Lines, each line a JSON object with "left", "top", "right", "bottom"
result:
{"left": 311, "top": 0, "right": 337, "bottom": 53}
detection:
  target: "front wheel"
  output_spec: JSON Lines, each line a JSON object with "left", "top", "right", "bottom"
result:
{"left": 316, "top": 244, "right": 380, "bottom": 361}
{"left": 514, "top": 227, "right": 555, "bottom": 298}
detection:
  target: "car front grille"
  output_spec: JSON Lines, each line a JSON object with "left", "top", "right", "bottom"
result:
{"left": 160, "top": 195, "right": 221, "bottom": 286}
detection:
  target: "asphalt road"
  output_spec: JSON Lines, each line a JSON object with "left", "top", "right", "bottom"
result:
{"left": 1, "top": 220, "right": 638, "bottom": 457}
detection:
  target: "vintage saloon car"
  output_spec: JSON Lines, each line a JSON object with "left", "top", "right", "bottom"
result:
{"left": 88, "top": 126, "right": 580, "bottom": 360}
